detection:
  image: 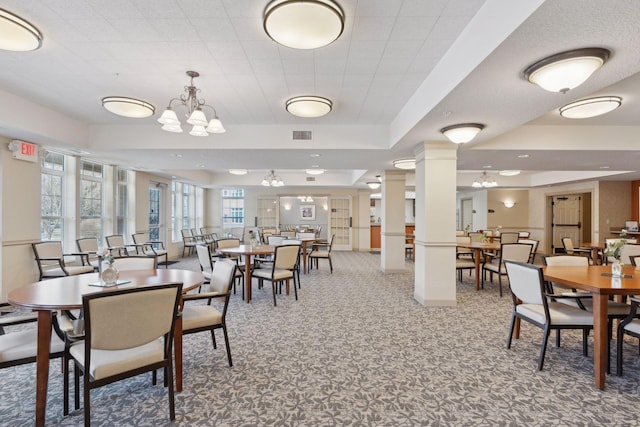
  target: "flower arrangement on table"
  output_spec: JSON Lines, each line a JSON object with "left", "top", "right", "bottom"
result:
{"left": 464, "top": 224, "right": 471, "bottom": 234}
{"left": 604, "top": 239, "right": 625, "bottom": 262}
{"left": 495, "top": 225, "right": 502, "bottom": 235}
{"left": 248, "top": 230, "right": 258, "bottom": 246}
{"left": 96, "top": 247, "right": 113, "bottom": 265}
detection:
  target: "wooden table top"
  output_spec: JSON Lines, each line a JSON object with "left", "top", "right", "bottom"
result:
{"left": 219, "top": 244, "right": 276, "bottom": 256}
{"left": 8, "top": 269, "right": 204, "bottom": 311}
{"left": 456, "top": 242, "right": 502, "bottom": 250}
{"left": 542, "top": 264, "right": 640, "bottom": 296}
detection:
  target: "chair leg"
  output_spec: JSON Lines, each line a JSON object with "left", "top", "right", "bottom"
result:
{"left": 211, "top": 330, "right": 217, "bottom": 349}
{"left": 538, "top": 326, "right": 551, "bottom": 371}
{"left": 498, "top": 274, "right": 503, "bottom": 297}
{"left": 63, "top": 357, "right": 70, "bottom": 415}
{"left": 293, "top": 277, "right": 298, "bottom": 301}
{"left": 617, "top": 326, "right": 625, "bottom": 376}
{"left": 222, "top": 324, "right": 233, "bottom": 367}
{"left": 271, "top": 281, "right": 277, "bottom": 306}
{"left": 167, "top": 359, "right": 176, "bottom": 421}
{"left": 584, "top": 328, "right": 590, "bottom": 357}
{"left": 555, "top": 330, "right": 561, "bottom": 348}
{"left": 329, "top": 256, "right": 333, "bottom": 273}
{"left": 506, "top": 314, "right": 517, "bottom": 349}
{"left": 84, "top": 375, "right": 91, "bottom": 427}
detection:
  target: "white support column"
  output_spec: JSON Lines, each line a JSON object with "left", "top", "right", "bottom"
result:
{"left": 414, "top": 142, "right": 458, "bottom": 306}
{"left": 381, "top": 170, "right": 406, "bottom": 273}
{"left": 357, "top": 190, "right": 372, "bottom": 252}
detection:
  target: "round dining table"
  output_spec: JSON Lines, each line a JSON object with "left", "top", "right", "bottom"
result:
{"left": 8, "top": 269, "right": 204, "bottom": 427}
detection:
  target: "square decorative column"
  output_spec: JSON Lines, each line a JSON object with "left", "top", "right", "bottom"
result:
{"left": 381, "top": 170, "right": 406, "bottom": 273}
{"left": 414, "top": 142, "right": 457, "bottom": 306}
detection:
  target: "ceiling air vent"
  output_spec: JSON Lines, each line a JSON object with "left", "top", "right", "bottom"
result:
{"left": 306, "top": 176, "right": 316, "bottom": 182}
{"left": 293, "top": 130, "right": 312, "bottom": 141}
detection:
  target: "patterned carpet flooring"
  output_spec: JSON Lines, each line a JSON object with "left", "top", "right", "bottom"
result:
{"left": 2, "top": 251, "right": 640, "bottom": 426}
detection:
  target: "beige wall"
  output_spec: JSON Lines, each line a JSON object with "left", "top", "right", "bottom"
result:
{"left": 486, "top": 189, "right": 529, "bottom": 232}
{"left": 599, "top": 181, "right": 632, "bottom": 239}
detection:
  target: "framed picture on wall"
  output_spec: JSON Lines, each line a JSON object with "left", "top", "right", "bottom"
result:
{"left": 300, "top": 205, "right": 316, "bottom": 221}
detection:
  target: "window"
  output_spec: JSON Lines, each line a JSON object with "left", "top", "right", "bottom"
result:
{"left": 79, "top": 160, "right": 103, "bottom": 238}
{"left": 222, "top": 188, "right": 244, "bottom": 227}
{"left": 171, "top": 181, "right": 203, "bottom": 241}
{"left": 115, "top": 167, "right": 128, "bottom": 236}
{"left": 149, "top": 186, "right": 161, "bottom": 241}
{"left": 182, "top": 183, "right": 193, "bottom": 230}
{"left": 40, "top": 151, "right": 64, "bottom": 240}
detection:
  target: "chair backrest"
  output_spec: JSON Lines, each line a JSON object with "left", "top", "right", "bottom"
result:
{"left": 456, "top": 236, "right": 471, "bottom": 245}
{"left": 105, "top": 235, "right": 125, "bottom": 248}
{"left": 455, "top": 230, "right": 465, "bottom": 236}
{"left": 181, "top": 229, "right": 192, "bottom": 239}
{"left": 209, "top": 261, "right": 236, "bottom": 294}
{"left": 196, "top": 244, "right": 213, "bottom": 275}
{"left": 33, "top": 241, "right": 63, "bottom": 260}
{"left": 561, "top": 237, "right": 576, "bottom": 253}
{"left": 76, "top": 237, "right": 99, "bottom": 253}
{"left": 500, "top": 243, "right": 533, "bottom": 264}
{"left": 216, "top": 238, "right": 240, "bottom": 249}
{"left": 518, "top": 231, "right": 530, "bottom": 238}
{"left": 326, "top": 234, "right": 335, "bottom": 252}
{"left": 468, "top": 232, "right": 484, "bottom": 243}
{"left": 500, "top": 232, "right": 519, "bottom": 244}
{"left": 268, "top": 235, "right": 287, "bottom": 246}
{"left": 131, "top": 232, "right": 150, "bottom": 245}
{"left": 297, "top": 232, "right": 316, "bottom": 239}
{"left": 274, "top": 244, "right": 300, "bottom": 270}
{"left": 620, "top": 243, "right": 640, "bottom": 264}
{"left": 630, "top": 256, "right": 640, "bottom": 267}
{"left": 281, "top": 231, "right": 296, "bottom": 238}
{"left": 282, "top": 238, "right": 301, "bottom": 245}
{"left": 504, "top": 261, "right": 544, "bottom": 305}
{"left": 112, "top": 256, "right": 156, "bottom": 271}
{"left": 543, "top": 255, "right": 589, "bottom": 266}
{"left": 83, "top": 283, "right": 182, "bottom": 351}
{"left": 518, "top": 238, "right": 539, "bottom": 262}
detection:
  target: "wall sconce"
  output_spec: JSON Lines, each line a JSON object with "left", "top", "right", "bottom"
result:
{"left": 284, "top": 204, "right": 292, "bottom": 210}
{"left": 367, "top": 182, "right": 381, "bottom": 189}
{"left": 503, "top": 201, "right": 516, "bottom": 208}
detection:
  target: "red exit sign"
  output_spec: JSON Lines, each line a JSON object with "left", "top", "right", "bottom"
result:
{"left": 9, "top": 140, "right": 38, "bottom": 162}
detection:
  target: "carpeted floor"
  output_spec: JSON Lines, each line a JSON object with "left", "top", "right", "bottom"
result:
{"left": 2, "top": 251, "right": 640, "bottom": 426}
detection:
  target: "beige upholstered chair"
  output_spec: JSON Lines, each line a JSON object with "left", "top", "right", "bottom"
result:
{"left": 253, "top": 244, "right": 300, "bottom": 306}
{"left": 32, "top": 241, "right": 94, "bottom": 281}
{"left": 561, "top": 237, "right": 592, "bottom": 259}
{"left": 65, "top": 283, "right": 182, "bottom": 426}
{"left": 112, "top": 255, "right": 156, "bottom": 271}
{"left": 518, "top": 231, "right": 531, "bottom": 238}
{"left": 281, "top": 231, "right": 296, "bottom": 238}
{"left": 196, "top": 244, "right": 241, "bottom": 296}
{"left": 132, "top": 232, "right": 168, "bottom": 267}
{"left": 468, "top": 232, "right": 484, "bottom": 243}
{"left": 505, "top": 261, "right": 593, "bottom": 371}
{"left": 76, "top": 237, "right": 100, "bottom": 271}
{"left": 499, "top": 232, "right": 519, "bottom": 244}
{"left": 181, "top": 229, "right": 198, "bottom": 257}
{"left": 482, "top": 243, "right": 533, "bottom": 297}
{"left": 182, "top": 259, "right": 236, "bottom": 366}
{"left": 619, "top": 243, "right": 640, "bottom": 265}
{"left": 105, "top": 235, "right": 135, "bottom": 257}
{"left": 518, "top": 238, "right": 539, "bottom": 263}
{"left": 617, "top": 297, "right": 640, "bottom": 376}
{"left": 309, "top": 234, "right": 334, "bottom": 273}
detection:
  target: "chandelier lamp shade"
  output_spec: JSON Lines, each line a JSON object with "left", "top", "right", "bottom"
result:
{"left": 262, "top": 170, "right": 284, "bottom": 187}
{"left": 392, "top": 158, "right": 416, "bottom": 170}
{"left": 286, "top": 96, "right": 332, "bottom": 118}
{"left": 263, "top": 0, "right": 345, "bottom": 50}
{"left": 524, "top": 48, "right": 610, "bottom": 93}
{"left": 157, "top": 71, "right": 225, "bottom": 136}
{"left": 102, "top": 96, "right": 155, "bottom": 118}
{"left": 441, "top": 123, "right": 485, "bottom": 144}
{"left": 0, "top": 8, "right": 43, "bottom": 51}
{"left": 472, "top": 172, "right": 498, "bottom": 188}
{"left": 367, "top": 182, "right": 381, "bottom": 190}
{"left": 559, "top": 96, "right": 622, "bottom": 119}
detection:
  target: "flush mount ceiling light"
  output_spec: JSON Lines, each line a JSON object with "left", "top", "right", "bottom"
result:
{"left": 102, "top": 96, "right": 155, "bottom": 118}
{"left": 367, "top": 182, "right": 381, "bottom": 190}
{"left": 0, "top": 8, "right": 43, "bottom": 51}
{"left": 393, "top": 158, "right": 416, "bottom": 170}
{"left": 157, "top": 71, "right": 225, "bottom": 136}
{"left": 503, "top": 201, "right": 516, "bottom": 208}
{"left": 229, "top": 169, "right": 248, "bottom": 175}
{"left": 261, "top": 170, "right": 284, "bottom": 187}
{"left": 305, "top": 168, "right": 325, "bottom": 175}
{"left": 499, "top": 170, "right": 521, "bottom": 176}
{"left": 524, "top": 48, "right": 610, "bottom": 93}
{"left": 440, "top": 123, "right": 485, "bottom": 144}
{"left": 286, "top": 96, "right": 332, "bottom": 118}
{"left": 472, "top": 171, "right": 498, "bottom": 188}
{"left": 559, "top": 96, "right": 622, "bottom": 119}
{"left": 264, "top": 0, "right": 344, "bottom": 50}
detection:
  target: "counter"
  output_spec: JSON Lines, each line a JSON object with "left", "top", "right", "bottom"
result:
{"left": 370, "top": 224, "right": 415, "bottom": 249}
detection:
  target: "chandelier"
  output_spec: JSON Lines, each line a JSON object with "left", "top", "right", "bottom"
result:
{"left": 472, "top": 172, "right": 498, "bottom": 188}
{"left": 262, "top": 170, "right": 284, "bottom": 187}
{"left": 297, "top": 196, "right": 314, "bottom": 202}
{"left": 157, "top": 71, "right": 225, "bottom": 136}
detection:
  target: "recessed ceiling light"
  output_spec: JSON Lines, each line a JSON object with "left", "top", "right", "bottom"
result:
{"left": 499, "top": 170, "right": 521, "bottom": 176}
{"left": 310, "top": 153, "right": 321, "bottom": 157}
{"left": 229, "top": 169, "right": 248, "bottom": 175}
{"left": 599, "top": 166, "right": 610, "bottom": 169}
{"left": 482, "top": 165, "right": 493, "bottom": 169}
{"left": 306, "top": 169, "right": 325, "bottom": 175}
{"left": 517, "top": 154, "right": 530, "bottom": 158}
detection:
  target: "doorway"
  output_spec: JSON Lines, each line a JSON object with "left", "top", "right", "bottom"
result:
{"left": 460, "top": 198, "right": 473, "bottom": 231}
{"left": 549, "top": 193, "right": 592, "bottom": 254}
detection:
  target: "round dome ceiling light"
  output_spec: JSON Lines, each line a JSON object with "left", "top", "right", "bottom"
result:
{"left": 0, "top": 8, "right": 43, "bottom": 51}
{"left": 559, "top": 96, "right": 622, "bottom": 119}
{"left": 102, "top": 96, "right": 155, "bottom": 118}
{"left": 441, "top": 123, "right": 485, "bottom": 144}
{"left": 286, "top": 96, "right": 332, "bottom": 118}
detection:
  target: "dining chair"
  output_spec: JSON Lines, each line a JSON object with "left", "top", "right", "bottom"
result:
{"left": 281, "top": 231, "right": 296, "bottom": 238}
{"left": 499, "top": 232, "right": 519, "bottom": 244}
{"left": 182, "top": 259, "right": 236, "bottom": 366}
{"left": 32, "top": 241, "right": 95, "bottom": 281}
{"left": 196, "top": 244, "right": 241, "bottom": 297}
{"left": 131, "top": 232, "right": 169, "bottom": 267}
{"left": 309, "top": 234, "right": 335, "bottom": 273}
{"left": 616, "top": 297, "right": 640, "bottom": 376}
{"left": 468, "top": 232, "right": 484, "bottom": 243}
{"left": 518, "top": 231, "right": 531, "bottom": 238}
{"left": 181, "top": 229, "right": 198, "bottom": 257}
{"left": 561, "top": 237, "right": 592, "bottom": 260}
{"left": 619, "top": 243, "right": 640, "bottom": 265}
{"left": 518, "top": 238, "right": 539, "bottom": 263}
{"left": 252, "top": 244, "right": 300, "bottom": 306}
{"left": 504, "top": 261, "right": 593, "bottom": 371}
{"left": 75, "top": 237, "right": 100, "bottom": 271}
{"left": 64, "top": 283, "right": 182, "bottom": 427}
{"left": 482, "top": 243, "right": 533, "bottom": 297}
{"left": 104, "top": 235, "right": 135, "bottom": 257}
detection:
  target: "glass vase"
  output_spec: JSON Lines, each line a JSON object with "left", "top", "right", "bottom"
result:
{"left": 101, "top": 264, "right": 119, "bottom": 284}
{"left": 611, "top": 259, "right": 622, "bottom": 277}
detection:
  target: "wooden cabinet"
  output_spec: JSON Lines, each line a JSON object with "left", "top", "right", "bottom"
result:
{"left": 371, "top": 225, "right": 381, "bottom": 249}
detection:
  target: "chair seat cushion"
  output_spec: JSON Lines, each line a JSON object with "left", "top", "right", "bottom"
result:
{"left": 253, "top": 268, "right": 293, "bottom": 281}
{"left": 69, "top": 338, "right": 164, "bottom": 380}
{"left": 309, "top": 251, "right": 329, "bottom": 258}
{"left": 43, "top": 265, "right": 95, "bottom": 277}
{"left": 624, "top": 319, "right": 640, "bottom": 335}
{"left": 517, "top": 302, "right": 593, "bottom": 326}
{"left": 456, "top": 260, "right": 476, "bottom": 269}
{"left": 483, "top": 263, "right": 504, "bottom": 274}
{"left": 0, "top": 329, "right": 64, "bottom": 363}
{"left": 182, "top": 305, "right": 222, "bottom": 331}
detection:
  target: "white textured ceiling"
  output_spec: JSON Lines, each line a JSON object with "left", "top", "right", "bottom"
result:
{"left": 1, "top": 0, "right": 640, "bottom": 189}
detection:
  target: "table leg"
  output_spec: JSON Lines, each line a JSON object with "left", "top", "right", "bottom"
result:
{"left": 302, "top": 242, "right": 308, "bottom": 274}
{"left": 35, "top": 310, "right": 53, "bottom": 427}
{"left": 174, "top": 313, "right": 183, "bottom": 392}
{"left": 591, "top": 248, "right": 600, "bottom": 265}
{"left": 474, "top": 248, "right": 481, "bottom": 291}
{"left": 592, "top": 294, "right": 608, "bottom": 389}
{"left": 245, "top": 255, "right": 252, "bottom": 303}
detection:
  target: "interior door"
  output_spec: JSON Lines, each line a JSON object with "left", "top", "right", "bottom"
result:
{"left": 461, "top": 198, "right": 473, "bottom": 231}
{"left": 552, "top": 195, "right": 582, "bottom": 253}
